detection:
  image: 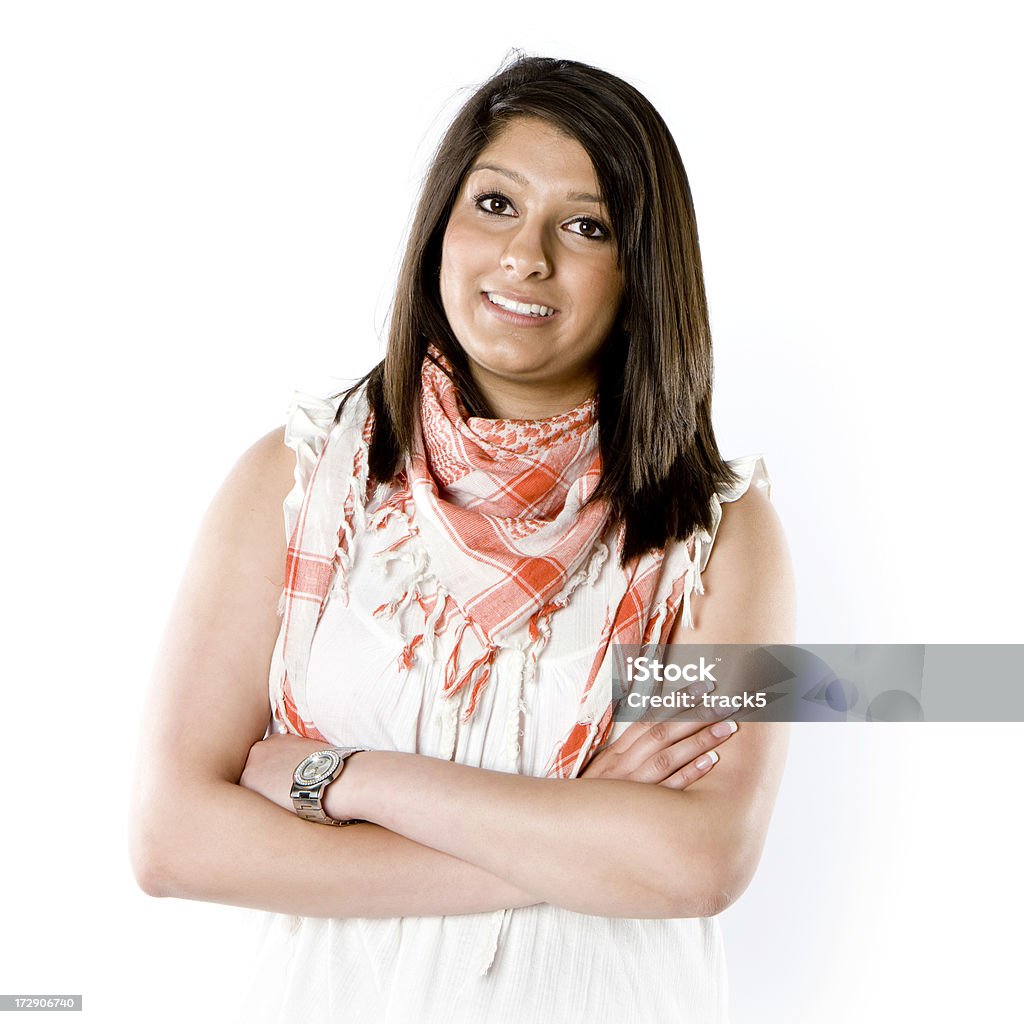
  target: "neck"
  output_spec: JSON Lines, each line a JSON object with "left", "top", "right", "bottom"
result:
{"left": 471, "top": 373, "right": 598, "bottom": 421}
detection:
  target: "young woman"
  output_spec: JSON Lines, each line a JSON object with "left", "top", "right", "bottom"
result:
{"left": 130, "top": 55, "right": 794, "bottom": 1022}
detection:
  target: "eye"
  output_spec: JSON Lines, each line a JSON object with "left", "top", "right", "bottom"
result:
{"left": 563, "top": 216, "right": 611, "bottom": 242}
{"left": 472, "top": 191, "right": 516, "bottom": 216}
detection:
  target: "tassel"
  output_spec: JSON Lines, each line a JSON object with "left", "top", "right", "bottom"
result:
{"left": 372, "top": 523, "right": 424, "bottom": 577}
{"left": 368, "top": 505, "right": 400, "bottom": 530}
{"left": 373, "top": 590, "right": 416, "bottom": 620}
{"left": 438, "top": 612, "right": 500, "bottom": 721}
{"left": 524, "top": 540, "right": 609, "bottom": 679}
{"left": 461, "top": 645, "right": 499, "bottom": 720}
{"left": 397, "top": 634, "right": 424, "bottom": 670}
{"left": 421, "top": 590, "right": 448, "bottom": 660}
{"left": 680, "top": 575, "right": 695, "bottom": 631}
{"left": 443, "top": 619, "right": 473, "bottom": 697}
{"left": 324, "top": 470, "right": 368, "bottom": 607}
{"left": 643, "top": 601, "right": 670, "bottom": 645}
{"left": 329, "top": 549, "right": 352, "bottom": 605}
{"left": 437, "top": 687, "right": 461, "bottom": 761}
{"left": 692, "top": 535, "right": 707, "bottom": 597}
{"left": 528, "top": 601, "right": 560, "bottom": 643}
{"left": 382, "top": 528, "right": 419, "bottom": 553}
{"left": 504, "top": 649, "right": 527, "bottom": 774}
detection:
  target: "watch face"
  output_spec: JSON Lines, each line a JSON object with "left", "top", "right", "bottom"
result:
{"left": 295, "top": 749, "right": 342, "bottom": 787}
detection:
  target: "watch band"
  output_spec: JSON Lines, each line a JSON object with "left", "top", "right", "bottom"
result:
{"left": 291, "top": 746, "right": 368, "bottom": 825}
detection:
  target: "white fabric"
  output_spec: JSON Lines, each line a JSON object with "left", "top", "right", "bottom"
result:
{"left": 237, "top": 388, "right": 772, "bottom": 1024}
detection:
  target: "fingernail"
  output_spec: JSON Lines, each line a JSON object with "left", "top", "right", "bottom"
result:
{"left": 695, "top": 751, "right": 719, "bottom": 770}
{"left": 686, "top": 679, "right": 715, "bottom": 696}
{"left": 710, "top": 719, "right": 737, "bottom": 738}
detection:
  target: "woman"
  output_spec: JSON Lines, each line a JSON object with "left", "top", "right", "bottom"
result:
{"left": 130, "top": 55, "right": 794, "bottom": 1022}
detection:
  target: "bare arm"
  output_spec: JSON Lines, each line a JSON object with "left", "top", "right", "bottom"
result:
{"left": 240, "top": 483, "right": 795, "bottom": 918}
{"left": 664, "top": 485, "right": 795, "bottom": 910}
{"left": 131, "top": 430, "right": 785, "bottom": 919}
{"left": 129, "top": 427, "right": 539, "bottom": 917}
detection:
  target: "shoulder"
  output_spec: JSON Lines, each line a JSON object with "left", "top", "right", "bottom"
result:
{"left": 223, "top": 426, "right": 295, "bottom": 510}
{"left": 246, "top": 424, "right": 292, "bottom": 470}
{"left": 672, "top": 485, "right": 796, "bottom": 644}
{"left": 713, "top": 485, "right": 787, "bottom": 580}
{"left": 186, "top": 426, "right": 297, "bottom": 572}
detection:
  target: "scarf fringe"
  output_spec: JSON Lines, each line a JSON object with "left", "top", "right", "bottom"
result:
{"left": 326, "top": 440, "right": 371, "bottom": 608}
{"left": 442, "top": 619, "right": 499, "bottom": 720}
{"left": 542, "top": 533, "right": 708, "bottom": 779}
{"left": 544, "top": 609, "right": 616, "bottom": 779}
{"left": 503, "top": 648, "right": 528, "bottom": 774}
{"left": 270, "top": 376, "right": 756, "bottom": 983}
{"left": 363, "top": 500, "right": 612, "bottom": 781}
{"left": 655, "top": 532, "right": 708, "bottom": 637}
{"left": 270, "top": 413, "right": 371, "bottom": 729}
{"left": 526, "top": 541, "right": 609, "bottom": 669}
{"left": 372, "top": 512, "right": 613, "bottom": 747}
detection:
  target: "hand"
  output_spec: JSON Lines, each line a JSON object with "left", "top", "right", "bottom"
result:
{"left": 238, "top": 733, "right": 333, "bottom": 814}
{"left": 580, "top": 710, "right": 738, "bottom": 789}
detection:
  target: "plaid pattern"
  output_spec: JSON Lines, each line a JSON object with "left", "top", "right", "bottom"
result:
{"left": 268, "top": 352, "right": 766, "bottom": 781}
{"left": 269, "top": 390, "right": 372, "bottom": 742}
{"left": 379, "top": 351, "right": 704, "bottom": 775}
{"left": 410, "top": 352, "right": 609, "bottom": 641}
{"left": 544, "top": 542, "right": 698, "bottom": 777}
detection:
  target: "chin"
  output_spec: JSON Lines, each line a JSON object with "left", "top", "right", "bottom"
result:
{"left": 465, "top": 343, "right": 550, "bottom": 380}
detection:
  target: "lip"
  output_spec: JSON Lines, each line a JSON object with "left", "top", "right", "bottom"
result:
{"left": 480, "top": 291, "right": 559, "bottom": 328}
{"left": 485, "top": 288, "right": 557, "bottom": 308}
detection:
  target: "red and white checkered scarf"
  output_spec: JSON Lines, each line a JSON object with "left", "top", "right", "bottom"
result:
{"left": 408, "top": 352, "right": 607, "bottom": 668}
{"left": 273, "top": 348, "right": 705, "bottom": 778}
{"left": 408, "top": 352, "right": 701, "bottom": 772}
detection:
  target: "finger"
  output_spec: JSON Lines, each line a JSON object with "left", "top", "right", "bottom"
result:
{"left": 609, "top": 680, "right": 718, "bottom": 756}
{"left": 617, "top": 708, "right": 735, "bottom": 775}
{"left": 658, "top": 749, "right": 720, "bottom": 790}
{"left": 631, "top": 718, "right": 739, "bottom": 783}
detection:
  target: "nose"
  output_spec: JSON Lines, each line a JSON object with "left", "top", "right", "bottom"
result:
{"left": 500, "top": 220, "right": 551, "bottom": 280}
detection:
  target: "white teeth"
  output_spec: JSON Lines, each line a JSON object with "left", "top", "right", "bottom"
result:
{"left": 486, "top": 292, "right": 555, "bottom": 317}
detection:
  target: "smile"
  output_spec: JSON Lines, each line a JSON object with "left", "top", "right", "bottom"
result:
{"left": 485, "top": 292, "right": 557, "bottom": 318}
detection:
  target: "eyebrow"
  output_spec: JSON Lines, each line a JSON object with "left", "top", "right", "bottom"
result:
{"left": 469, "top": 163, "right": 605, "bottom": 204}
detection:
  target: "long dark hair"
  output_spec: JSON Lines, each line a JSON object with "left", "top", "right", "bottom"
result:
{"left": 334, "top": 54, "right": 740, "bottom": 564}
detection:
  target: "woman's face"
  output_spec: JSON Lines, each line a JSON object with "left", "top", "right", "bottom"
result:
{"left": 440, "top": 116, "right": 624, "bottom": 419}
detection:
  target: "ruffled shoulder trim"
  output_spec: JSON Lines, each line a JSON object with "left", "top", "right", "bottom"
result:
{"left": 281, "top": 391, "right": 348, "bottom": 544}
{"left": 718, "top": 453, "right": 771, "bottom": 503}
{"left": 697, "top": 454, "right": 772, "bottom": 574}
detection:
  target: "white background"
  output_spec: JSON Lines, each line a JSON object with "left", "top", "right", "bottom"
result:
{"left": 1, "top": 2, "right": 1021, "bottom": 1021}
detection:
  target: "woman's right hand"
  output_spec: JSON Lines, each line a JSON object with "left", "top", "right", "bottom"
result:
{"left": 579, "top": 697, "right": 738, "bottom": 789}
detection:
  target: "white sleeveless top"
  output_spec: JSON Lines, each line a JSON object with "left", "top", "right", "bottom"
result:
{"left": 237, "top": 385, "right": 771, "bottom": 1024}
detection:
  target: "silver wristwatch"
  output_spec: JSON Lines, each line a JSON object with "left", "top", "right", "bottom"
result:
{"left": 290, "top": 746, "right": 367, "bottom": 825}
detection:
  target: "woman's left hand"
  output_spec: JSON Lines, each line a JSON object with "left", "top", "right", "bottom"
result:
{"left": 238, "top": 733, "right": 333, "bottom": 814}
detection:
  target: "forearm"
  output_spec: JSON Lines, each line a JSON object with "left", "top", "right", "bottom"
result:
{"left": 340, "top": 752, "right": 729, "bottom": 918}
{"left": 132, "top": 778, "right": 541, "bottom": 917}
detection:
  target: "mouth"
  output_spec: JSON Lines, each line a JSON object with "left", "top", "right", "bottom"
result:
{"left": 482, "top": 291, "right": 559, "bottom": 326}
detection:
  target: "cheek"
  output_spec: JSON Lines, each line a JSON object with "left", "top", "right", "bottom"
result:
{"left": 441, "top": 219, "right": 483, "bottom": 281}
{"left": 577, "top": 264, "right": 624, "bottom": 326}
{"left": 439, "top": 241, "right": 461, "bottom": 314}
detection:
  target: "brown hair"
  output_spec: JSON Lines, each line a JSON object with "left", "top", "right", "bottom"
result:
{"left": 335, "top": 54, "right": 740, "bottom": 563}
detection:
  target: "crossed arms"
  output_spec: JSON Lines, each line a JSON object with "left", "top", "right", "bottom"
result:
{"left": 129, "top": 427, "right": 794, "bottom": 920}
